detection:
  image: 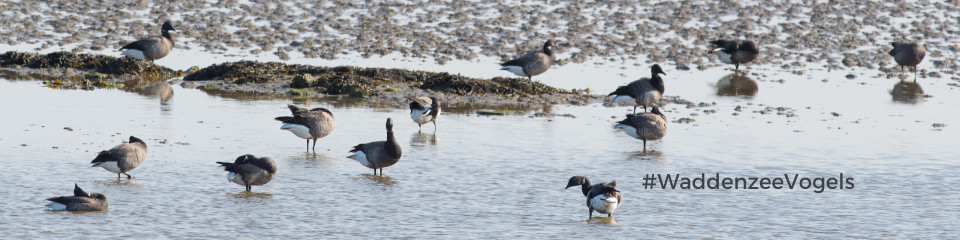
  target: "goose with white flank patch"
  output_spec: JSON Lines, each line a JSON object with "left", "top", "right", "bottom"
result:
{"left": 45, "top": 184, "right": 108, "bottom": 211}
{"left": 615, "top": 107, "right": 668, "bottom": 152}
{"left": 217, "top": 154, "right": 277, "bottom": 192}
{"left": 120, "top": 21, "right": 176, "bottom": 62}
{"left": 347, "top": 118, "right": 402, "bottom": 176}
{"left": 609, "top": 64, "right": 667, "bottom": 113}
{"left": 889, "top": 42, "right": 926, "bottom": 81}
{"left": 708, "top": 39, "right": 759, "bottom": 71}
{"left": 408, "top": 96, "right": 441, "bottom": 131}
{"left": 90, "top": 136, "right": 147, "bottom": 179}
{"left": 565, "top": 176, "right": 620, "bottom": 218}
{"left": 275, "top": 104, "right": 335, "bottom": 152}
{"left": 499, "top": 40, "right": 557, "bottom": 82}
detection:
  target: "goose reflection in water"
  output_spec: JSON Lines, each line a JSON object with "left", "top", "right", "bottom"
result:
{"left": 410, "top": 131, "right": 438, "bottom": 146}
{"left": 128, "top": 80, "right": 174, "bottom": 103}
{"left": 891, "top": 80, "right": 924, "bottom": 104}
{"left": 716, "top": 73, "right": 758, "bottom": 97}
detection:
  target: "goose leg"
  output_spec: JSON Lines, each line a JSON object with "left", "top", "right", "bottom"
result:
{"left": 642, "top": 139, "right": 648, "bottom": 152}
{"left": 312, "top": 138, "right": 317, "bottom": 152}
{"left": 124, "top": 173, "right": 132, "bottom": 179}
{"left": 735, "top": 63, "right": 740, "bottom": 71}
{"left": 913, "top": 66, "right": 918, "bottom": 82}
{"left": 589, "top": 208, "right": 594, "bottom": 218}
{"left": 305, "top": 139, "right": 310, "bottom": 152}
{"left": 246, "top": 185, "right": 251, "bottom": 192}
{"left": 632, "top": 106, "right": 637, "bottom": 114}
{"left": 117, "top": 173, "right": 122, "bottom": 179}
{"left": 608, "top": 213, "right": 612, "bottom": 217}
{"left": 433, "top": 121, "right": 437, "bottom": 131}
{"left": 418, "top": 124, "right": 422, "bottom": 131}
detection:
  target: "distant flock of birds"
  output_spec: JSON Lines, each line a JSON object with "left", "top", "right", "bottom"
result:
{"left": 47, "top": 20, "right": 929, "bottom": 219}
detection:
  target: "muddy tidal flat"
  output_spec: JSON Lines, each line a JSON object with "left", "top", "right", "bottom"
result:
{"left": 1, "top": 0, "right": 959, "bottom": 238}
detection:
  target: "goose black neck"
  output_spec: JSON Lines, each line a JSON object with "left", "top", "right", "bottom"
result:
{"left": 580, "top": 178, "right": 592, "bottom": 197}
{"left": 542, "top": 44, "right": 553, "bottom": 56}
{"left": 650, "top": 75, "right": 665, "bottom": 93}
{"left": 385, "top": 130, "right": 401, "bottom": 158}
{"left": 162, "top": 30, "right": 175, "bottom": 45}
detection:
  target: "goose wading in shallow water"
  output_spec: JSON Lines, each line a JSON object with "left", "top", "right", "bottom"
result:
{"left": 499, "top": 40, "right": 557, "bottom": 82}
{"left": 275, "top": 104, "right": 336, "bottom": 152}
{"left": 90, "top": 136, "right": 147, "bottom": 179}
{"left": 347, "top": 118, "right": 402, "bottom": 176}
{"left": 609, "top": 64, "right": 667, "bottom": 113}
{"left": 45, "top": 184, "right": 108, "bottom": 211}
{"left": 217, "top": 154, "right": 277, "bottom": 192}
{"left": 889, "top": 42, "right": 926, "bottom": 81}
{"left": 708, "top": 39, "right": 759, "bottom": 71}
{"left": 565, "top": 176, "right": 620, "bottom": 218}
{"left": 615, "top": 107, "right": 668, "bottom": 152}
{"left": 120, "top": 20, "right": 176, "bottom": 62}
{"left": 408, "top": 96, "right": 441, "bottom": 131}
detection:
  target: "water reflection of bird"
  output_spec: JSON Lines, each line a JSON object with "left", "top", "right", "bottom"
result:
{"left": 217, "top": 154, "right": 277, "bottom": 192}
{"left": 565, "top": 176, "right": 620, "bottom": 218}
{"left": 408, "top": 96, "right": 441, "bottom": 131}
{"left": 120, "top": 21, "right": 176, "bottom": 62}
{"left": 889, "top": 42, "right": 926, "bottom": 81}
{"left": 90, "top": 136, "right": 147, "bottom": 179}
{"left": 45, "top": 184, "right": 108, "bottom": 211}
{"left": 608, "top": 64, "right": 666, "bottom": 113}
{"left": 131, "top": 81, "right": 174, "bottom": 103}
{"left": 716, "top": 73, "right": 758, "bottom": 97}
{"left": 499, "top": 40, "right": 556, "bottom": 82}
{"left": 615, "top": 107, "right": 668, "bottom": 152}
{"left": 891, "top": 81, "right": 924, "bottom": 104}
{"left": 708, "top": 39, "right": 759, "bottom": 71}
{"left": 347, "top": 118, "right": 402, "bottom": 176}
{"left": 275, "top": 104, "right": 336, "bottom": 152}
{"left": 410, "top": 131, "right": 438, "bottom": 145}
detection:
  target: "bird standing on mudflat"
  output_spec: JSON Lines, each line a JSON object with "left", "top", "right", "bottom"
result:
{"left": 347, "top": 118, "right": 402, "bottom": 176}
{"left": 609, "top": 64, "right": 667, "bottom": 113}
{"left": 120, "top": 21, "right": 176, "bottom": 62}
{"left": 615, "top": 107, "right": 668, "bottom": 152}
{"left": 565, "top": 176, "right": 621, "bottom": 218}
{"left": 275, "top": 104, "right": 336, "bottom": 152}
{"left": 217, "top": 154, "right": 277, "bottom": 192}
{"left": 499, "top": 40, "right": 557, "bottom": 82}
{"left": 90, "top": 136, "right": 147, "bottom": 179}
{"left": 408, "top": 96, "right": 441, "bottom": 131}
{"left": 708, "top": 39, "right": 759, "bottom": 71}
{"left": 889, "top": 42, "right": 926, "bottom": 81}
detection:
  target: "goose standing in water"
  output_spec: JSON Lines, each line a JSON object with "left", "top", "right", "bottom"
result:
{"left": 408, "top": 96, "right": 441, "bottom": 131}
{"left": 609, "top": 64, "right": 667, "bottom": 113}
{"left": 120, "top": 21, "right": 176, "bottom": 62}
{"left": 565, "top": 176, "right": 620, "bottom": 218}
{"left": 45, "top": 184, "right": 108, "bottom": 211}
{"left": 499, "top": 40, "right": 557, "bottom": 82}
{"left": 217, "top": 154, "right": 277, "bottom": 192}
{"left": 708, "top": 39, "right": 759, "bottom": 71}
{"left": 615, "top": 107, "right": 668, "bottom": 152}
{"left": 347, "top": 118, "right": 402, "bottom": 176}
{"left": 90, "top": 136, "right": 147, "bottom": 179}
{"left": 275, "top": 104, "right": 336, "bottom": 152}
{"left": 889, "top": 42, "right": 926, "bottom": 81}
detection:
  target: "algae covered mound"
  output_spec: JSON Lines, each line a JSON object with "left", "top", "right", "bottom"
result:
{"left": 0, "top": 51, "right": 177, "bottom": 76}
{"left": 184, "top": 61, "right": 569, "bottom": 96}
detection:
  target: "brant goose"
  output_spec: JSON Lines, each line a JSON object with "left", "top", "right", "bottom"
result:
{"left": 615, "top": 107, "right": 668, "bottom": 152}
{"left": 708, "top": 39, "right": 759, "bottom": 71}
{"left": 90, "top": 136, "right": 147, "bottom": 179}
{"left": 120, "top": 21, "right": 176, "bottom": 62}
{"left": 565, "top": 176, "right": 620, "bottom": 218}
{"left": 45, "top": 184, "right": 108, "bottom": 211}
{"left": 609, "top": 64, "right": 667, "bottom": 113}
{"left": 217, "top": 154, "right": 277, "bottom": 192}
{"left": 275, "top": 104, "right": 336, "bottom": 152}
{"left": 889, "top": 42, "right": 926, "bottom": 81}
{"left": 500, "top": 40, "right": 557, "bottom": 82}
{"left": 347, "top": 118, "right": 402, "bottom": 176}
{"left": 408, "top": 96, "right": 441, "bottom": 131}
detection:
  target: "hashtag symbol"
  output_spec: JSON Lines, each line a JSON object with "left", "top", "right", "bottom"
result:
{"left": 643, "top": 174, "right": 656, "bottom": 189}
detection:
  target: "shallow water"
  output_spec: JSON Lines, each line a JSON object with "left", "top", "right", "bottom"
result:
{"left": 2, "top": 62, "right": 958, "bottom": 237}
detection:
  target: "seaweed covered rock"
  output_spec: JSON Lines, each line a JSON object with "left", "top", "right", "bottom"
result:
{"left": 0, "top": 51, "right": 176, "bottom": 76}
{"left": 184, "top": 61, "right": 569, "bottom": 96}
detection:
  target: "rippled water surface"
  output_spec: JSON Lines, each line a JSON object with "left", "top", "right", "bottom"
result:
{"left": 2, "top": 63, "right": 959, "bottom": 238}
